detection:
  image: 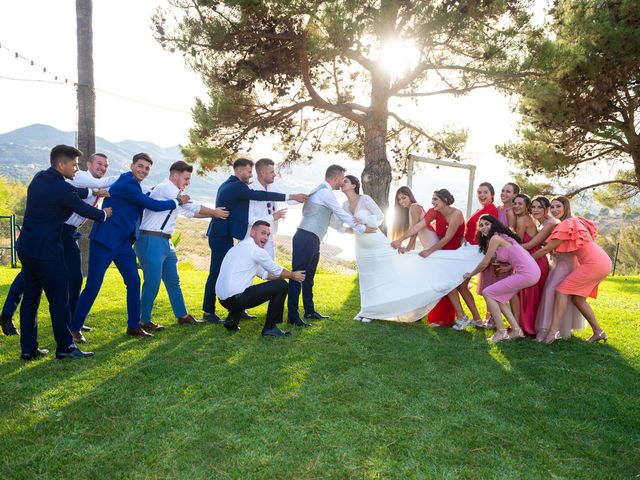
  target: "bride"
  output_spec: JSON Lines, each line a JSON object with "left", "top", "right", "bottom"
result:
{"left": 340, "top": 175, "right": 484, "bottom": 322}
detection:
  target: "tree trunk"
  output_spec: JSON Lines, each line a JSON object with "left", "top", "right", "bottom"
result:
{"left": 76, "top": 0, "right": 95, "bottom": 170}
{"left": 362, "top": 113, "right": 392, "bottom": 226}
{"left": 76, "top": 0, "right": 95, "bottom": 277}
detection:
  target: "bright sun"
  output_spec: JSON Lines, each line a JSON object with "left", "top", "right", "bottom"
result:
{"left": 378, "top": 40, "right": 421, "bottom": 76}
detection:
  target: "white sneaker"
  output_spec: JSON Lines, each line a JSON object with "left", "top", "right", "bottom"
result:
{"left": 452, "top": 316, "right": 471, "bottom": 331}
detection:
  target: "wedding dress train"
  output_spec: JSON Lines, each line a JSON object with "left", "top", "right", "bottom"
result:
{"left": 343, "top": 195, "right": 484, "bottom": 322}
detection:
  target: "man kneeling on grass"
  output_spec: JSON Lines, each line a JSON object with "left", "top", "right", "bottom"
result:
{"left": 216, "top": 221, "right": 305, "bottom": 337}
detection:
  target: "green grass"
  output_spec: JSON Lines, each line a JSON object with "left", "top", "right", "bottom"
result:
{"left": 0, "top": 268, "right": 639, "bottom": 479}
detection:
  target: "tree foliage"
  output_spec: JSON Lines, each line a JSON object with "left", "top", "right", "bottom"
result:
{"left": 499, "top": 0, "right": 640, "bottom": 201}
{"left": 154, "top": 0, "right": 532, "bottom": 209}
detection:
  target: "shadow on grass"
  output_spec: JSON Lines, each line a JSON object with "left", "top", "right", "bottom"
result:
{"left": 0, "top": 273, "right": 639, "bottom": 479}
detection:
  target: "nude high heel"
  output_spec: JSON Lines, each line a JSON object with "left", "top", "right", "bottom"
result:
{"left": 543, "top": 331, "right": 561, "bottom": 345}
{"left": 587, "top": 330, "right": 607, "bottom": 343}
{"left": 487, "top": 330, "right": 510, "bottom": 343}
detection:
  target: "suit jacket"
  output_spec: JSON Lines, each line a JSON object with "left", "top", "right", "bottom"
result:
{"left": 90, "top": 171, "right": 177, "bottom": 249}
{"left": 16, "top": 167, "right": 106, "bottom": 261}
{"left": 209, "top": 175, "right": 286, "bottom": 240}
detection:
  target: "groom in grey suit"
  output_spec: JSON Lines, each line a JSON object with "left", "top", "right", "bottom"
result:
{"left": 287, "top": 165, "right": 374, "bottom": 326}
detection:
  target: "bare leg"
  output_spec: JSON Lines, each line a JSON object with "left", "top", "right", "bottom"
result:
{"left": 544, "top": 292, "right": 569, "bottom": 343}
{"left": 498, "top": 302, "right": 523, "bottom": 338}
{"left": 509, "top": 294, "right": 521, "bottom": 323}
{"left": 458, "top": 279, "right": 481, "bottom": 321}
{"left": 571, "top": 296, "right": 604, "bottom": 335}
{"left": 484, "top": 297, "right": 510, "bottom": 342}
{"left": 447, "top": 289, "right": 465, "bottom": 319}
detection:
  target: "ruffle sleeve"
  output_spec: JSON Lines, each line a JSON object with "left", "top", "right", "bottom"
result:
{"left": 549, "top": 217, "right": 597, "bottom": 252}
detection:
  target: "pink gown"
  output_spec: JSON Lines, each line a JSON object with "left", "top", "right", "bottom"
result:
{"left": 477, "top": 207, "right": 510, "bottom": 294}
{"left": 535, "top": 251, "right": 586, "bottom": 338}
{"left": 518, "top": 232, "right": 550, "bottom": 335}
{"left": 482, "top": 235, "right": 541, "bottom": 304}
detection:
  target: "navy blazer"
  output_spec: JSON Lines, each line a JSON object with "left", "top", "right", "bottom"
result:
{"left": 90, "top": 171, "right": 177, "bottom": 249}
{"left": 209, "top": 175, "right": 286, "bottom": 240}
{"left": 17, "top": 168, "right": 106, "bottom": 261}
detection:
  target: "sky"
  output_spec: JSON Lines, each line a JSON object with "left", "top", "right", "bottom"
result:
{"left": 0, "top": 0, "right": 542, "bottom": 190}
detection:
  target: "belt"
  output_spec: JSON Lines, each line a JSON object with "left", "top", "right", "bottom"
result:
{"left": 140, "top": 230, "right": 171, "bottom": 239}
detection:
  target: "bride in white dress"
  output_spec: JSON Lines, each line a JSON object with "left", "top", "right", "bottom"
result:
{"left": 339, "top": 176, "right": 484, "bottom": 322}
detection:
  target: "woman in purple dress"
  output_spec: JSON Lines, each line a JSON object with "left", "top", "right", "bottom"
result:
{"left": 464, "top": 215, "right": 541, "bottom": 343}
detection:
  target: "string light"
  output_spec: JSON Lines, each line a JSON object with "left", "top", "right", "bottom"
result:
{"left": 0, "top": 40, "right": 191, "bottom": 114}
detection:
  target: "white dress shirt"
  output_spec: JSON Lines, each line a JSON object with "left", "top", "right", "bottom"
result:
{"left": 310, "top": 181, "right": 366, "bottom": 234}
{"left": 139, "top": 178, "right": 201, "bottom": 235}
{"left": 65, "top": 170, "right": 119, "bottom": 227}
{"left": 215, "top": 238, "right": 284, "bottom": 300}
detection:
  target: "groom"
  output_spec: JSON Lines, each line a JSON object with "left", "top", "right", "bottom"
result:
{"left": 288, "top": 165, "right": 375, "bottom": 326}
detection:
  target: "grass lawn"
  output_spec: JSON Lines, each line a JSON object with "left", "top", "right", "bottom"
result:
{"left": 0, "top": 267, "right": 639, "bottom": 479}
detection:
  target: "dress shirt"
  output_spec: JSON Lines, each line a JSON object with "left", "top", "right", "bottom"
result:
{"left": 310, "top": 181, "right": 365, "bottom": 234}
{"left": 139, "top": 178, "right": 201, "bottom": 235}
{"left": 215, "top": 238, "right": 284, "bottom": 300}
{"left": 65, "top": 170, "right": 119, "bottom": 227}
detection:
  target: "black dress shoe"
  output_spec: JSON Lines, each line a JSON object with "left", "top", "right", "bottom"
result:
{"left": 262, "top": 327, "right": 291, "bottom": 337}
{"left": 81, "top": 326, "right": 93, "bottom": 332}
{"left": 203, "top": 313, "right": 223, "bottom": 324}
{"left": 126, "top": 327, "right": 154, "bottom": 338}
{"left": 56, "top": 347, "right": 94, "bottom": 359}
{"left": 223, "top": 318, "right": 240, "bottom": 332}
{"left": 240, "top": 311, "right": 257, "bottom": 320}
{"left": 304, "top": 311, "right": 330, "bottom": 320}
{"left": 21, "top": 348, "right": 49, "bottom": 361}
{"left": 288, "top": 318, "right": 312, "bottom": 327}
{"left": 1, "top": 315, "right": 19, "bottom": 336}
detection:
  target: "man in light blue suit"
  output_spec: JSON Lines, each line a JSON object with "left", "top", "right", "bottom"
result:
{"left": 72, "top": 153, "right": 190, "bottom": 338}
{"left": 201, "top": 158, "right": 309, "bottom": 323}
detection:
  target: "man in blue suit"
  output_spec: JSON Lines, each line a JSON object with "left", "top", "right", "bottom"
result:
{"left": 17, "top": 144, "right": 111, "bottom": 360}
{"left": 202, "top": 158, "right": 308, "bottom": 323}
{"left": 72, "top": 153, "right": 189, "bottom": 337}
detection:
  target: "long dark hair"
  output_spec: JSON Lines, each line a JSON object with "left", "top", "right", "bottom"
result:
{"left": 392, "top": 186, "right": 418, "bottom": 240}
{"left": 476, "top": 214, "right": 522, "bottom": 254}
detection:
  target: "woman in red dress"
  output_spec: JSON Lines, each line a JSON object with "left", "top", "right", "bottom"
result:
{"left": 391, "top": 189, "right": 466, "bottom": 327}
{"left": 513, "top": 194, "right": 550, "bottom": 336}
{"left": 532, "top": 196, "right": 612, "bottom": 344}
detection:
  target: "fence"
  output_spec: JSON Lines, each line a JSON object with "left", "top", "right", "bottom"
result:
{"left": 0, "top": 215, "right": 17, "bottom": 268}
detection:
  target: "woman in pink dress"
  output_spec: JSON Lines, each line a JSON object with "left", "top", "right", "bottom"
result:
{"left": 463, "top": 214, "right": 541, "bottom": 343}
{"left": 532, "top": 196, "right": 612, "bottom": 344}
{"left": 451, "top": 182, "right": 499, "bottom": 329}
{"left": 513, "top": 194, "right": 550, "bottom": 336}
{"left": 391, "top": 186, "right": 428, "bottom": 250}
{"left": 527, "top": 197, "right": 584, "bottom": 341}
{"left": 391, "top": 189, "right": 466, "bottom": 327}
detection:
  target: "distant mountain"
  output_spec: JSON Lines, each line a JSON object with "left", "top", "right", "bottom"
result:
{"left": 0, "top": 124, "right": 226, "bottom": 202}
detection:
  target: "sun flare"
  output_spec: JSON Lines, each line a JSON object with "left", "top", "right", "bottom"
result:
{"left": 378, "top": 40, "right": 421, "bottom": 76}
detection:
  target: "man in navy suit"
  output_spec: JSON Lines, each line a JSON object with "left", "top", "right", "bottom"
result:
{"left": 202, "top": 158, "right": 308, "bottom": 323}
{"left": 72, "top": 153, "right": 189, "bottom": 337}
{"left": 17, "top": 144, "right": 111, "bottom": 360}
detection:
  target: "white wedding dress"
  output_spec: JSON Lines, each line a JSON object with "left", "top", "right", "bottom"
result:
{"left": 343, "top": 195, "right": 484, "bottom": 322}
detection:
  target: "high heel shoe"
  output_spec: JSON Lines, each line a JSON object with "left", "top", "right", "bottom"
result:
{"left": 487, "top": 330, "right": 510, "bottom": 343}
{"left": 543, "top": 331, "right": 561, "bottom": 345}
{"left": 508, "top": 327, "right": 525, "bottom": 340}
{"left": 535, "top": 328, "right": 549, "bottom": 343}
{"left": 587, "top": 330, "right": 607, "bottom": 343}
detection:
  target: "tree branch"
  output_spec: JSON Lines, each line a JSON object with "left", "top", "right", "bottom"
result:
{"left": 566, "top": 179, "right": 639, "bottom": 198}
{"left": 388, "top": 111, "right": 455, "bottom": 157}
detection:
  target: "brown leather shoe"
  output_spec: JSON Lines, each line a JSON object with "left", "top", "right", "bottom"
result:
{"left": 126, "top": 327, "right": 154, "bottom": 338}
{"left": 71, "top": 331, "right": 86, "bottom": 343}
{"left": 177, "top": 314, "right": 204, "bottom": 325}
{"left": 141, "top": 321, "right": 165, "bottom": 332}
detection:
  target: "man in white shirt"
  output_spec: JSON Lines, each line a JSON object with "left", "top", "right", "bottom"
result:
{"left": 217, "top": 221, "right": 305, "bottom": 337}
{"left": 288, "top": 164, "right": 376, "bottom": 327}
{"left": 135, "top": 160, "right": 229, "bottom": 332}
{"left": 246, "top": 157, "right": 295, "bottom": 259}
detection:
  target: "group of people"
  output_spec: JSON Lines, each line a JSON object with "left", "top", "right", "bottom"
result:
{"left": 0, "top": 144, "right": 612, "bottom": 361}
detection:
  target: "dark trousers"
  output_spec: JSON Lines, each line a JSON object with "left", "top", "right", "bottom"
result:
{"left": 73, "top": 239, "right": 141, "bottom": 330}
{"left": 288, "top": 229, "right": 320, "bottom": 320}
{"left": 18, "top": 253, "right": 73, "bottom": 355}
{"left": 202, "top": 235, "right": 233, "bottom": 314}
{"left": 1, "top": 270, "right": 24, "bottom": 318}
{"left": 62, "top": 224, "right": 83, "bottom": 319}
{"left": 220, "top": 279, "right": 288, "bottom": 331}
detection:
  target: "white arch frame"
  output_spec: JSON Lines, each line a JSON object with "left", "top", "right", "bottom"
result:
{"left": 406, "top": 154, "right": 477, "bottom": 219}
